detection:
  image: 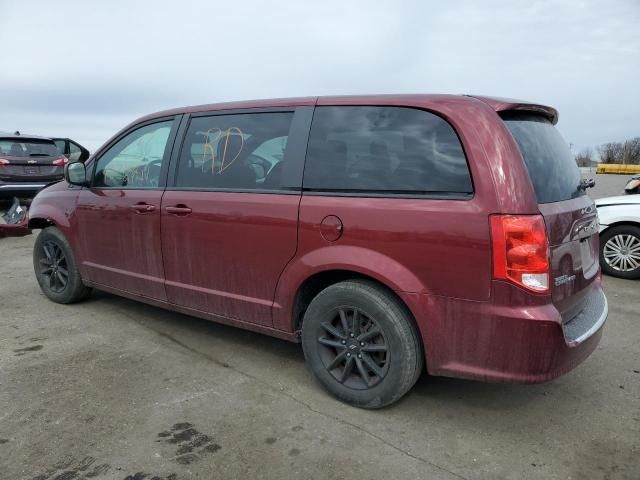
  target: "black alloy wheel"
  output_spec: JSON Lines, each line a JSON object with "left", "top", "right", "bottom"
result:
{"left": 317, "top": 306, "right": 389, "bottom": 389}
{"left": 33, "top": 226, "right": 92, "bottom": 303}
{"left": 301, "top": 280, "right": 423, "bottom": 408}
{"left": 37, "top": 240, "right": 69, "bottom": 293}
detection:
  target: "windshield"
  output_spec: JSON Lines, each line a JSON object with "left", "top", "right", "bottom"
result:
{"left": 502, "top": 113, "right": 583, "bottom": 204}
{"left": 0, "top": 138, "right": 60, "bottom": 157}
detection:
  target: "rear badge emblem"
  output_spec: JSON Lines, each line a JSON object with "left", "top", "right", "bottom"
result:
{"left": 580, "top": 205, "right": 595, "bottom": 215}
{"left": 554, "top": 274, "right": 576, "bottom": 287}
{"left": 27, "top": 159, "right": 37, "bottom": 164}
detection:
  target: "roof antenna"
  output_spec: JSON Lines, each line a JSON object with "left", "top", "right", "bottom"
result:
{"left": 14, "top": 130, "right": 20, "bottom": 135}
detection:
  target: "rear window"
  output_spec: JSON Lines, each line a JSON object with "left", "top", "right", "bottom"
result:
{"left": 0, "top": 138, "right": 59, "bottom": 157}
{"left": 304, "top": 106, "right": 473, "bottom": 196}
{"left": 502, "top": 113, "right": 583, "bottom": 204}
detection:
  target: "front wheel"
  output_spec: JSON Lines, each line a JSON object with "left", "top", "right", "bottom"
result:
{"left": 600, "top": 225, "right": 640, "bottom": 279}
{"left": 301, "top": 280, "right": 423, "bottom": 408}
{"left": 33, "top": 226, "right": 92, "bottom": 303}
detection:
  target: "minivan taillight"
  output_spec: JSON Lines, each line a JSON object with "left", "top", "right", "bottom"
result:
{"left": 490, "top": 214, "right": 550, "bottom": 293}
{"left": 52, "top": 156, "right": 69, "bottom": 166}
{"left": 0, "top": 158, "right": 9, "bottom": 167}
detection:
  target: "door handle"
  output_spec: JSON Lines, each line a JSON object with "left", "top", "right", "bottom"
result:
{"left": 165, "top": 205, "right": 192, "bottom": 216}
{"left": 130, "top": 203, "right": 156, "bottom": 213}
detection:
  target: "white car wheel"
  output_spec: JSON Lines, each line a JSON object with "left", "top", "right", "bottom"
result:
{"left": 600, "top": 225, "right": 640, "bottom": 279}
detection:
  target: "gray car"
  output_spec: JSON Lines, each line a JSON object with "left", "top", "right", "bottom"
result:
{"left": 0, "top": 133, "right": 88, "bottom": 199}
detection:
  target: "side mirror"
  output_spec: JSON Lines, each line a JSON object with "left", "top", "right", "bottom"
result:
{"left": 64, "top": 162, "right": 89, "bottom": 186}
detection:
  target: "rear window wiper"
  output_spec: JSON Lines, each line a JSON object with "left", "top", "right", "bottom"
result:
{"left": 29, "top": 153, "right": 51, "bottom": 157}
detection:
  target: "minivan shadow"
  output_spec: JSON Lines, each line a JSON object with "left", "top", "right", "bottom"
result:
{"left": 410, "top": 373, "right": 548, "bottom": 411}
{"left": 87, "top": 289, "right": 305, "bottom": 365}
{"left": 87, "top": 290, "right": 558, "bottom": 412}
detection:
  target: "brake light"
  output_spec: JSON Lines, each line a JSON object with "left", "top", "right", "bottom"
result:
{"left": 52, "top": 156, "right": 69, "bottom": 166}
{"left": 490, "top": 214, "right": 550, "bottom": 293}
{"left": 0, "top": 158, "right": 9, "bottom": 167}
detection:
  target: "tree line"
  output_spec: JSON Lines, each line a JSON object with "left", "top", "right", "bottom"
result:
{"left": 575, "top": 137, "right": 640, "bottom": 166}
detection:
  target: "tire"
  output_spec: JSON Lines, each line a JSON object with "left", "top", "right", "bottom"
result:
{"left": 301, "top": 279, "right": 423, "bottom": 408}
{"left": 33, "top": 226, "right": 92, "bottom": 303}
{"left": 600, "top": 224, "right": 640, "bottom": 280}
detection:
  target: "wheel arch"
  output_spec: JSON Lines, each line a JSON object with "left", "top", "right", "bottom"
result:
{"left": 287, "top": 269, "right": 425, "bottom": 356}
{"left": 292, "top": 270, "right": 392, "bottom": 330}
{"left": 272, "top": 246, "right": 429, "bottom": 337}
{"left": 28, "top": 216, "right": 57, "bottom": 229}
{"left": 28, "top": 205, "right": 82, "bottom": 273}
{"left": 28, "top": 203, "right": 71, "bottom": 230}
{"left": 599, "top": 220, "right": 640, "bottom": 236}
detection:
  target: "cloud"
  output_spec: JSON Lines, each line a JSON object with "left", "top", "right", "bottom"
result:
{"left": 0, "top": 0, "right": 638, "bottom": 152}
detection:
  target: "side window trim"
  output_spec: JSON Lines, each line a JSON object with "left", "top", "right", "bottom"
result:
{"left": 163, "top": 114, "right": 187, "bottom": 189}
{"left": 166, "top": 113, "right": 191, "bottom": 189}
{"left": 166, "top": 107, "right": 312, "bottom": 193}
{"left": 301, "top": 190, "right": 473, "bottom": 200}
{"left": 88, "top": 115, "right": 181, "bottom": 190}
{"left": 280, "top": 106, "right": 313, "bottom": 192}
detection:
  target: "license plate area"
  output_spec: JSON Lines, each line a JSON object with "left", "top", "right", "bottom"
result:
{"left": 23, "top": 166, "right": 39, "bottom": 175}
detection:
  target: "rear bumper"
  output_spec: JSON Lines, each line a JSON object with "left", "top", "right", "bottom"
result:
{"left": 401, "top": 280, "right": 607, "bottom": 383}
{"left": 562, "top": 288, "right": 607, "bottom": 346}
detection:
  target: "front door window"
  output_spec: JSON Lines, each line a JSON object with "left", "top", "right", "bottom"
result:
{"left": 93, "top": 121, "right": 173, "bottom": 188}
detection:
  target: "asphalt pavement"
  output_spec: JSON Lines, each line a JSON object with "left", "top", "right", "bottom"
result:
{"left": 0, "top": 174, "right": 638, "bottom": 480}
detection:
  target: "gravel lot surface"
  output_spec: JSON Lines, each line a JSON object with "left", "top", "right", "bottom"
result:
{"left": 0, "top": 174, "right": 638, "bottom": 480}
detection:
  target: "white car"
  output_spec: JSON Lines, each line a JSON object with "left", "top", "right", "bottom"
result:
{"left": 596, "top": 195, "right": 640, "bottom": 279}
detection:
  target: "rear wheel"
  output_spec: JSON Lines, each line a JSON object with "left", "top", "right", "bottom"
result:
{"left": 33, "top": 226, "right": 92, "bottom": 303}
{"left": 600, "top": 225, "right": 640, "bottom": 279}
{"left": 301, "top": 280, "right": 423, "bottom": 408}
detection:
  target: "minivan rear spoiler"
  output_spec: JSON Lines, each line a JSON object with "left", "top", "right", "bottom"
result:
{"left": 469, "top": 95, "right": 559, "bottom": 125}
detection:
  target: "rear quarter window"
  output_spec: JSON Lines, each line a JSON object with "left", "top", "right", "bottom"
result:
{"left": 502, "top": 113, "right": 583, "bottom": 204}
{"left": 303, "top": 106, "right": 473, "bottom": 197}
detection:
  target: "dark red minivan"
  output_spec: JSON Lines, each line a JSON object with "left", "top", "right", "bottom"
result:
{"left": 27, "top": 95, "right": 607, "bottom": 407}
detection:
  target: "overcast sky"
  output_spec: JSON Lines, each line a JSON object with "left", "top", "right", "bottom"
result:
{"left": 1, "top": 0, "right": 638, "bottom": 154}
